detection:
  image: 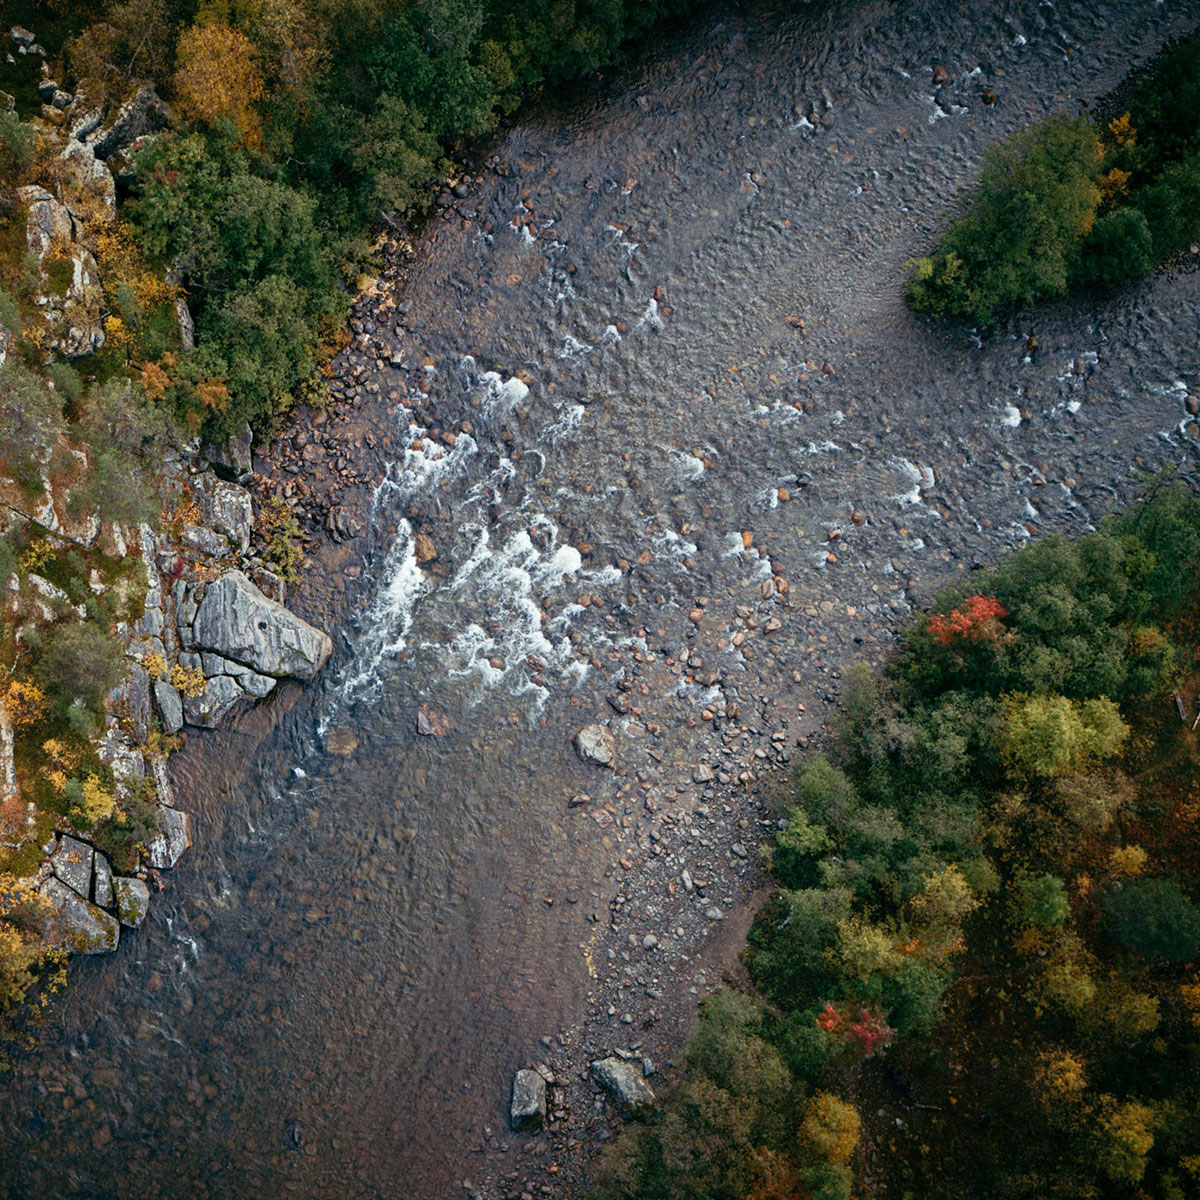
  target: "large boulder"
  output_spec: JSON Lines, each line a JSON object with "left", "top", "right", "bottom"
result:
{"left": 40, "top": 878, "right": 119, "bottom": 954}
{"left": 51, "top": 834, "right": 93, "bottom": 898}
{"left": 186, "top": 571, "right": 332, "bottom": 680}
{"left": 573, "top": 723, "right": 615, "bottom": 768}
{"left": 153, "top": 676, "right": 184, "bottom": 735}
{"left": 113, "top": 876, "right": 149, "bottom": 927}
{"left": 204, "top": 423, "right": 253, "bottom": 484}
{"left": 146, "top": 806, "right": 190, "bottom": 870}
{"left": 197, "top": 478, "right": 253, "bottom": 553}
{"left": 510, "top": 1069, "right": 547, "bottom": 1132}
{"left": 590, "top": 1057, "right": 656, "bottom": 1120}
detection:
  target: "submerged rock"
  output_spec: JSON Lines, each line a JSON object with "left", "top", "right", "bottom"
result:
{"left": 415, "top": 705, "right": 449, "bottom": 737}
{"left": 590, "top": 1057, "right": 656, "bottom": 1119}
{"left": 509, "top": 1069, "right": 547, "bottom": 1132}
{"left": 573, "top": 723, "right": 615, "bottom": 767}
{"left": 186, "top": 571, "right": 332, "bottom": 680}
{"left": 40, "top": 878, "right": 119, "bottom": 954}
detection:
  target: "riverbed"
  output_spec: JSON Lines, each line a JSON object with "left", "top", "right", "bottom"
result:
{"left": 1, "top": 0, "right": 1197, "bottom": 1196}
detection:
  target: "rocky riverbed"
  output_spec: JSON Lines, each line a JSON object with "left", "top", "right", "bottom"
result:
{"left": 1, "top": 0, "right": 1198, "bottom": 1196}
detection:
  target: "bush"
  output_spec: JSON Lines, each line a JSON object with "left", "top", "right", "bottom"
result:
{"left": 36, "top": 622, "right": 126, "bottom": 712}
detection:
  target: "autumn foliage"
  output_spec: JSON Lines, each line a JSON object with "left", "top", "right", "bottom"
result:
{"left": 927, "top": 593, "right": 1007, "bottom": 645}
{"left": 174, "top": 24, "right": 265, "bottom": 148}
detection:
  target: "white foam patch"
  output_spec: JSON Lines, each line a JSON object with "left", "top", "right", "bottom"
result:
{"left": 542, "top": 404, "right": 585, "bottom": 444}
{"left": 320, "top": 519, "right": 428, "bottom": 732}
{"left": 479, "top": 371, "right": 530, "bottom": 419}
{"left": 435, "top": 519, "right": 616, "bottom": 709}
{"left": 891, "top": 458, "right": 934, "bottom": 506}
{"left": 1000, "top": 405, "right": 1022, "bottom": 428}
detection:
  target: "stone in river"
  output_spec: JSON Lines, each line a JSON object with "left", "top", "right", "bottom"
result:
{"left": 573, "top": 723, "right": 615, "bottom": 767}
{"left": 40, "top": 878, "right": 119, "bottom": 954}
{"left": 415, "top": 705, "right": 449, "bottom": 737}
{"left": 187, "top": 570, "right": 332, "bottom": 679}
{"left": 590, "top": 1057, "right": 656, "bottom": 1119}
{"left": 509, "top": 1069, "right": 547, "bottom": 1132}
{"left": 326, "top": 727, "right": 360, "bottom": 755}
{"left": 146, "top": 806, "right": 191, "bottom": 869}
{"left": 414, "top": 533, "right": 437, "bottom": 564}
{"left": 113, "top": 876, "right": 150, "bottom": 928}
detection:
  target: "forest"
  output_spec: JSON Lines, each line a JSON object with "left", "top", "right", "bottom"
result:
{"left": 593, "top": 479, "right": 1200, "bottom": 1200}
{"left": 0, "top": 0, "right": 702, "bottom": 434}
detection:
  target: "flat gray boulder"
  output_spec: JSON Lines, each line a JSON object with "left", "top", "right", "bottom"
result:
{"left": 573, "top": 723, "right": 615, "bottom": 767}
{"left": 187, "top": 571, "right": 331, "bottom": 680}
{"left": 510, "top": 1069, "right": 546, "bottom": 1132}
{"left": 113, "top": 876, "right": 150, "bottom": 927}
{"left": 51, "top": 835, "right": 93, "bottom": 898}
{"left": 40, "top": 878, "right": 119, "bottom": 954}
{"left": 590, "top": 1057, "right": 656, "bottom": 1120}
{"left": 153, "top": 677, "right": 184, "bottom": 734}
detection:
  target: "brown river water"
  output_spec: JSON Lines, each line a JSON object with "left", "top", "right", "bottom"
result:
{"left": 1, "top": 0, "right": 1199, "bottom": 1195}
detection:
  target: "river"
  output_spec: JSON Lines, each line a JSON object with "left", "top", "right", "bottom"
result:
{"left": 1, "top": 0, "right": 1197, "bottom": 1195}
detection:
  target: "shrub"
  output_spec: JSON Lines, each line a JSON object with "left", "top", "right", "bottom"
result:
{"left": 36, "top": 622, "right": 126, "bottom": 712}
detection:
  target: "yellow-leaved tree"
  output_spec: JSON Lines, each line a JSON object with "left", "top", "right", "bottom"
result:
{"left": 173, "top": 23, "right": 265, "bottom": 148}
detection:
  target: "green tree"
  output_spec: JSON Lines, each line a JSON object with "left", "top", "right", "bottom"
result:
{"left": 999, "top": 694, "right": 1127, "bottom": 778}
{"left": 0, "top": 364, "right": 65, "bottom": 490}
{"left": 907, "top": 116, "right": 1101, "bottom": 321}
{"left": 1103, "top": 878, "right": 1200, "bottom": 962}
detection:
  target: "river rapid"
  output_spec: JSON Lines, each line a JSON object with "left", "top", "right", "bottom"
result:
{"left": 2, "top": 0, "right": 1199, "bottom": 1196}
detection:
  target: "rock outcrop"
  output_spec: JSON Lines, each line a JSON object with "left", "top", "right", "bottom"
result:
{"left": 17, "top": 183, "right": 105, "bottom": 358}
{"left": 40, "top": 878, "right": 120, "bottom": 954}
{"left": 113, "top": 876, "right": 149, "bottom": 928}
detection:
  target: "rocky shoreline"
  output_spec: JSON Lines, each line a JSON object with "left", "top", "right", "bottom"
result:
{"left": 3, "top": 431, "right": 333, "bottom": 960}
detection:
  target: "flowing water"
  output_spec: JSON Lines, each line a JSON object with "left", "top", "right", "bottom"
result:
{"left": 2, "top": 0, "right": 1199, "bottom": 1195}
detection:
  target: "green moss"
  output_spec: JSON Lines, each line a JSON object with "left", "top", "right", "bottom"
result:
{"left": 43, "top": 256, "right": 75, "bottom": 299}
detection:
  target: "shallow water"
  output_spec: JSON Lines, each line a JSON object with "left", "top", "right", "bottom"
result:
{"left": 2, "top": 0, "right": 1198, "bottom": 1196}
